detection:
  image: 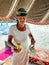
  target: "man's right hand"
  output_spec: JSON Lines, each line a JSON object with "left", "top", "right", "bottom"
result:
{"left": 11, "top": 46, "right": 21, "bottom": 53}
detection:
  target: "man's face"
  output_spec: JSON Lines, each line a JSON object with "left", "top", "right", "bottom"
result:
{"left": 17, "top": 16, "right": 26, "bottom": 24}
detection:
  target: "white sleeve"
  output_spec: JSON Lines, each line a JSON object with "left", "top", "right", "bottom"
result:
{"left": 8, "top": 25, "right": 14, "bottom": 36}
{"left": 26, "top": 24, "right": 31, "bottom": 34}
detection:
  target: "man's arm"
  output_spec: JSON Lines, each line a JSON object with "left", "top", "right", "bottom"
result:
{"left": 29, "top": 33, "right": 35, "bottom": 47}
{"left": 7, "top": 35, "right": 15, "bottom": 48}
{"left": 7, "top": 35, "right": 21, "bottom": 52}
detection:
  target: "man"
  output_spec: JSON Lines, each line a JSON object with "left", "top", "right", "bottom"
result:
{"left": 7, "top": 8, "right": 35, "bottom": 65}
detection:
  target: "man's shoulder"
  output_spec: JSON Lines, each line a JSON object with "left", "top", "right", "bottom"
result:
{"left": 25, "top": 23, "right": 29, "bottom": 29}
{"left": 10, "top": 24, "right": 16, "bottom": 29}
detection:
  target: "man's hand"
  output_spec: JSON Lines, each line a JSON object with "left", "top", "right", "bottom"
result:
{"left": 11, "top": 46, "right": 21, "bottom": 53}
{"left": 30, "top": 45, "right": 34, "bottom": 48}
{"left": 14, "top": 46, "right": 21, "bottom": 52}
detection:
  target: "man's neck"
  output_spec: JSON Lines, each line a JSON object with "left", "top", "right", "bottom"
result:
{"left": 16, "top": 23, "right": 26, "bottom": 31}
